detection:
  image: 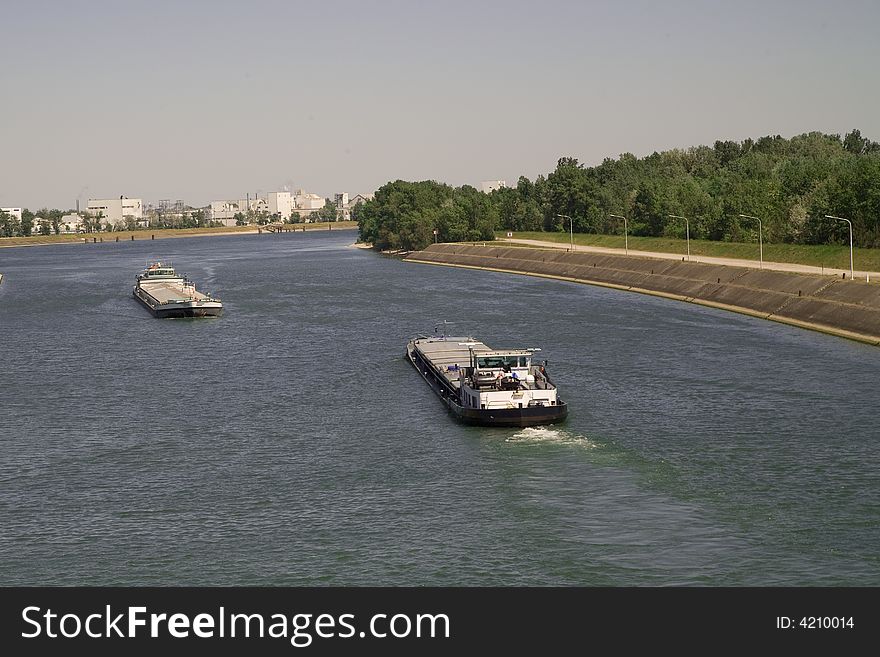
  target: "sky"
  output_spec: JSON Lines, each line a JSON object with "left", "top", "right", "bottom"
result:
{"left": 2, "top": 0, "right": 879, "bottom": 210}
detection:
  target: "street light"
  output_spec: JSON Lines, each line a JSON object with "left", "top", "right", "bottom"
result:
{"left": 556, "top": 214, "right": 573, "bottom": 251}
{"left": 609, "top": 214, "right": 628, "bottom": 254}
{"left": 669, "top": 214, "right": 690, "bottom": 261}
{"left": 826, "top": 215, "right": 854, "bottom": 281}
{"left": 738, "top": 214, "right": 763, "bottom": 269}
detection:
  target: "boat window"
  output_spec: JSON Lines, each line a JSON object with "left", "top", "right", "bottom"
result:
{"left": 476, "top": 355, "right": 526, "bottom": 369}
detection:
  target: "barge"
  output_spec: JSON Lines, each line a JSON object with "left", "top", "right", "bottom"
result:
{"left": 133, "top": 261, "right": 223, "bottom": 318}
{"left": 406, "top": 330, "right": 568, "bottom": 427}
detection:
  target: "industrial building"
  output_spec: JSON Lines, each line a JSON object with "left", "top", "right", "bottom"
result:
{"left": 86, "top": 197, "right": 143, "bottom": 225}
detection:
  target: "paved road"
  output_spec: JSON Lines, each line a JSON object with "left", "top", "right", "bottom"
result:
{"left": 498, "top": 238, "right": 880, "bottom": 281}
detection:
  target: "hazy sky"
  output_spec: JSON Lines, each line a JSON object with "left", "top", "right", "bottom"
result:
{"left": 2, "top": 0, "right": 878, "bottom": 210}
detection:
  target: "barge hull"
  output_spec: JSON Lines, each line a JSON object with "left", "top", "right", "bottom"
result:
{"left": 153, "top": 306, "right": 223, "bottom": 319}
{"left": 451, "top": 404, "right": 568, "bottom": 427}
{"left": 133, "top": 291, "right": 223, "bottom": 318}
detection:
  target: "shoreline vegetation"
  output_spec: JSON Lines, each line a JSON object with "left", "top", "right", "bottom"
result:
{"left": 353, "top": 131, "right": 880, "bottom": 270}
{"left": 0, "top": 222, "right": 357, "bottom": 248}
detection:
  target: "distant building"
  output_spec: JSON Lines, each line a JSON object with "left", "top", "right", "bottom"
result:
{"left": 1, "top": 207, "right": 22, "bottom": 221}
{"left": 209, "top": 196, "right": 277, "bottom": 226}
{"left": 337, "top": 193, "right": 373, "bottom": 220}
{"left": 208, "top": 188, "right": 364, "bottom": 224}
{"left": 60, "top": 214, "right": 84, "bottom": 234}
{"left": 209, "top": 200, "right": 244, "bottom": 226}
{"left": 143, "top": 199, "right": 190, "bottom": 228}
{"left": 249, "top": 198, "right": 269, "bottom": 216}
{"left": 347, "top": 193, "right": 372, "bottom": 207}
{"left": 268, "top": 191, "right": 293, "bottom": 220}
{"left": 295, "top": 189, "right": 326, "bottom": 211}
{"left": 142, "top": 200, "right": 196, "bottom": 228}
{"left": 480, "top": 180, "right": 506, "bottom": 194}
{"left": 87, "top": 197, "right": 143, "bottom": 225}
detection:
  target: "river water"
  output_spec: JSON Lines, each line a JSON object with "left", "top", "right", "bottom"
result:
{"left": 0, "top": 231, "right": 877, "bottom": 585}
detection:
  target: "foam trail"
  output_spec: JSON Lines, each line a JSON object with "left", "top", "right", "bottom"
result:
{"left": 505, "top": 426, "right": 598, "bottom": 448}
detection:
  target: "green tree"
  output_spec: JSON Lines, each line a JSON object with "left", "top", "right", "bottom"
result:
{"left": 360, "top": 129, "right": 880, "bottom": 250}
{"left": 0, "top": 210, "right": 22, "bottom": 236}
{"left": 843, "top": 129, "right": 869, "bottom": 155}
{"left": 49, "top": 209, "right": 63, "bottom": 235}
{"left": 20, "top": 209, "right": 34, "bottom": 236}
{"left": 713, "top": 140, "right": 742, "bottom": 166}
{"left": 317, "top": 199, "right": 339, "bottom": 222}
{"left": 357, "top": 180, "right": 488, "bottom": 250}
{"left": 632, "top": 183, "right": 675, "bottom": 237}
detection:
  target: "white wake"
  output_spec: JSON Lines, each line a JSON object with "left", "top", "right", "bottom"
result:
{"left": 505, "top": 426, "right": 598, "bottom": 448}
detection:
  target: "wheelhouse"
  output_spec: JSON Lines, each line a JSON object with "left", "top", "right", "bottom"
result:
{"left": 138, "top": 262, "right": 179, "bottom": 280}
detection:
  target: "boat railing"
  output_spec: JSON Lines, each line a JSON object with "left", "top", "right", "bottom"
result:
{"left": 466, "top": 365, "right": 560, "bottom": 392}
{"left": 469, "top": 370, "right": 544, "bottom": 392}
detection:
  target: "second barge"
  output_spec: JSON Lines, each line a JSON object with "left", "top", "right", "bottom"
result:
{"left": 406, "top": 330, "right": 568, "bottom": 427}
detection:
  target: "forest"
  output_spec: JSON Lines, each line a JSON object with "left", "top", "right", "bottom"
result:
{"left": 355, "top": 130, "right": 880, "bottom": 251}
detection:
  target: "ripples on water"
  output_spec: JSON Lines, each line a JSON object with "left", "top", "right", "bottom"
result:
{"left": 0, "top": 232, "right": 878, "bottom": 586}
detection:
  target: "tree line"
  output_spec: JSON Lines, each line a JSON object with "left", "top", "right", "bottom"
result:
{"left": 0, "top": 207, "right": 226, "bottom": 237}
{"left": 0, "top": 208, "right": 68, "bottom": 237}
{"left": 0, "top": 201, "right": 345, "bottom": 236}
{"left": 355, "top": 182, "right": 497, "bottom": 250}
{"left": 355, "top": 129, "right": 880, "bottom": 251}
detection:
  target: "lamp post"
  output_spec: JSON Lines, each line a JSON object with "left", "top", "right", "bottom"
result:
{"left": 738, "top": 214, "right": 763, "bottom": 269}
{"left": 826, "top": 215, "right": 854, "bottom": 280}
{"left": 609, "top": 214, "right": 628, "bottom": 254}
{"left": 669, "top": 214, "right": 689, "bottom": 261}
{"left": 556, "top": 214, "right": 573, "bottom": 251}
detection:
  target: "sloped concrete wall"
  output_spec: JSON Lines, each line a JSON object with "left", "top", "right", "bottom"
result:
{"left": 405, "top": 244, "right": 880, "bottom": 344}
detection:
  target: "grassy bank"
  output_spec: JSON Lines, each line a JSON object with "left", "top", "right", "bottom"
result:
{"left": 499, "top": 231, "right": 880, "bottom": 272}
{"left": 0, "top": 222, "right": 357, "bottom": 248}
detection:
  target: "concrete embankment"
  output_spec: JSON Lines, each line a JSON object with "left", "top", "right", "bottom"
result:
{"left": 405, "top": 243, "right": 880, "bottom": 345}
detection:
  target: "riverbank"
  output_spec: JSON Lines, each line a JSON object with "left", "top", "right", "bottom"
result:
{"left": 499, "top": 231, "right": 880, "bottom": 275}
{"left": 0, "top": 222, "right": 357, "bottom": 248}
{"left": 405, "top": 243, "right": 880, "bottom": 345}
{"left": 499, "top": 237, "right": 880, "bottom": 280}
